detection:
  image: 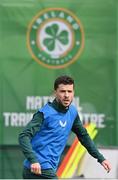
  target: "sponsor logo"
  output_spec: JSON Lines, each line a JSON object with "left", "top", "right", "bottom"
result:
{"left": 27, "top": 8, "right": 84, "bottom": 69}
{"left": 59, "top": 120, "right": 67, "bottom": 127}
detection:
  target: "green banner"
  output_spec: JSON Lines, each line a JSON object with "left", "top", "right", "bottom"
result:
{"left": 0, "top": 0, "right": 117, "bottom": 146}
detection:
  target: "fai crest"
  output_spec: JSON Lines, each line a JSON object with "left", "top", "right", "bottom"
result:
{"left": 27, "top": 8, "right": 84, "bottom": 69}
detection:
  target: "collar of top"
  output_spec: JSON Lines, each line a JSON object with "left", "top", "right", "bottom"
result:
{"left": 51, "top": 98, "right": 69, "bottom": 113}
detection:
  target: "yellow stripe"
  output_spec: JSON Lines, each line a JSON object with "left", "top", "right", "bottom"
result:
{"left": 77, "top": 130, "right": 98, "bottom": 175}
{"left": 65, "top": 130, "right": 98, "bottom": 178}
{"left": 60, "top": 123, "right": 97, "bottom": 178}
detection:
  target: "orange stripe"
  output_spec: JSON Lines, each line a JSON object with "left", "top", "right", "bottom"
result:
{"left": 57, "top": 124, "right": 88, "bottom": 177}
{"left": 57, "top": 137, "right": 78, "bottom": 176}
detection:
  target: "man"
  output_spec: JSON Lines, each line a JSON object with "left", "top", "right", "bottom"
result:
{"left": 19, "top": 75, "right": 111, "bottom": 179}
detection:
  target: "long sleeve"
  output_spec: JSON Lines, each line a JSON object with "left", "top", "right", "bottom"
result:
{"left": 72, "top": 114, "right": 105, "bottom": 163}
{"left": 18, "top": 111, "right": 44, "bottom": 164}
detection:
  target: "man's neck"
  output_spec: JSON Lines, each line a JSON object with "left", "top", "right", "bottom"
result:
{"left": 52, "top": 98, "right": 69, "bottom": 113}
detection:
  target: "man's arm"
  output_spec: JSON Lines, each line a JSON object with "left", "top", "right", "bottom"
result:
{"left": 72, "top": 114, "right": 111, "bottom": 172}
{"left": 18, "top": 111, "right": 44, "bottom": 174}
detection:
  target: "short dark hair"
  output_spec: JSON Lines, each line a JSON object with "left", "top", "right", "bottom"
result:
{"left": 54, "top": 75, "right": 74, "bottom": 90}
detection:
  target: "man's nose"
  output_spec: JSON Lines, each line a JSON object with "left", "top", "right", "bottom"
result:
{"left": 65, "top": 91, "right": 69, "bottom": 97}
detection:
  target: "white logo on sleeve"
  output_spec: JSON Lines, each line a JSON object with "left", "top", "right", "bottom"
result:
{"left": 59, "top": 120, "right": 67, "bottom": 127}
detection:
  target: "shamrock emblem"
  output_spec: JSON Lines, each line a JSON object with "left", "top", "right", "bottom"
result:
{"left": 43, "top": 24, "right": 69, "bottom": 51}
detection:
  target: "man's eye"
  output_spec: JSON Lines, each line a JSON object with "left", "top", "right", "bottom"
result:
{"left": 61, "top": 91, "right": 65, "bottom": 93}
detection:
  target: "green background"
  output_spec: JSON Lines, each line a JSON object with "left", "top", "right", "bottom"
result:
{"left": 0, "top": 0, "right": 117, "bottom": 178}
{"left": 0, "top": 0, "right": 117, "bottom": 146}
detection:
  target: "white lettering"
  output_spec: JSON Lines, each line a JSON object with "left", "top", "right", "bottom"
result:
{"left": 3, "top": 112, "right": 11, "bottom": 126}
{"left": 72, "top": 23, "right": 79, "bottom": 30}
{"left": 36, "top": 18, "right": 42, "bottom": 25}
{"left": 50, "top": 11, "right": 56, "bottom": 18}
{"left": 98, "top": 114, "right": 105, "bottom": 128}
{"left": 11, "top": 113, "right": 18, "bottom": 126}
{"left": 26, "top": 96, "right": 35, "bottom": 110}
{"left": 26, "top": 96, "right": 54, "bottom": 110}
{"left": 82, "top": 113, "right": 105, "bottom": 128}
{"left": 67, "top": 16, "right": 73, "bottom": 23}
{"left": 59, "top": 12, "right": 65, "bottom": 18}
{"left": 3, "top": 112, "right": 33, "bottom": 127}
{"left": 44, "top": 13, "right": 49, "bottom": 20}
{"left": 35, "top": 96, "right": 42, "bottom": 109}
{"left": 3, "top": 96, "right": 106, "bottom": 129}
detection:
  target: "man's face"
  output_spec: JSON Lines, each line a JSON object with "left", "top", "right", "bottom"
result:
{"left": 54, "top": 84, "right": 74, "bottom": 107}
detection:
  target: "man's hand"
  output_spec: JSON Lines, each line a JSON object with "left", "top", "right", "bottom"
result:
{"left": 31, "top": 162, "right": 41, "bottom": 175}
{"left": 101, "top": 159, "right": 111, "bottom": 173}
